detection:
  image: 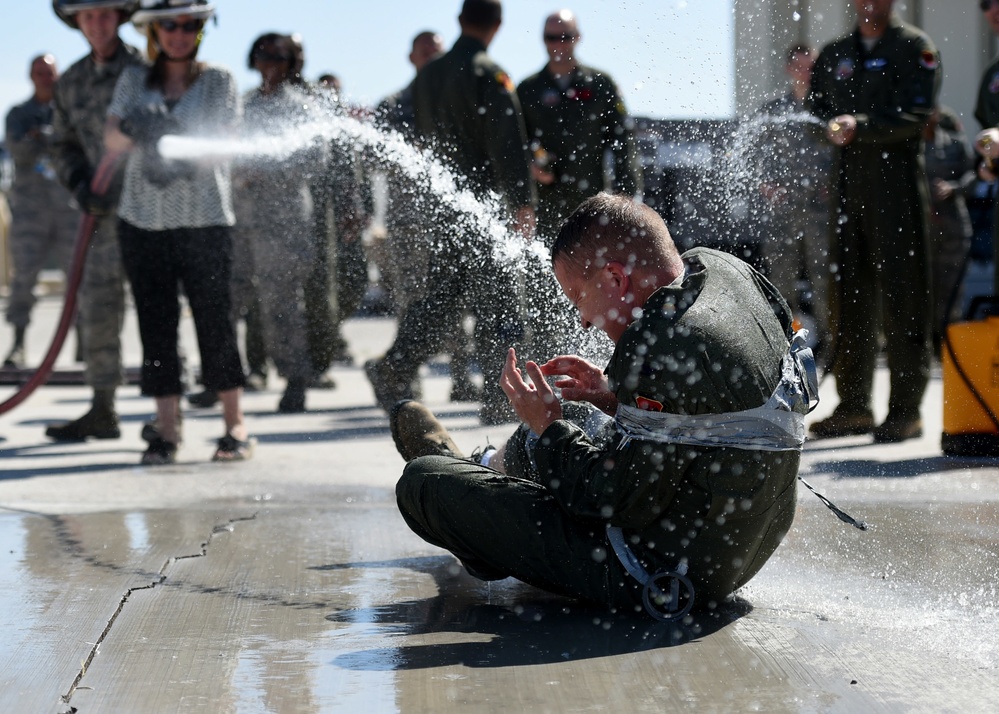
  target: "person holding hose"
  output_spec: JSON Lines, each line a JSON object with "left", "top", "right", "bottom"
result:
{"left": 104, "top": 0, "right": 251, "bottom": 464}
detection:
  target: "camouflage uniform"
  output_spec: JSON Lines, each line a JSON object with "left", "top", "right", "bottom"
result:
{"left": 51, "top": 42, "right": 146, "bottom": 390}
{"left": 4, "top": 95, "right": 79, "bottom": 329}
{"left": 237, "top": 83, "right": 325, "bottom": 389}
{"left": 753, "top": 92, "right": 834, "bottom": 345}
{"left": 375, "top": 34, "right": 535, "bottom": 419}
{"left": 808, "top": 15, "right": 940, "bottom": 426}
{"left": 517, "top": 64, "right": 642, "bottom": 243}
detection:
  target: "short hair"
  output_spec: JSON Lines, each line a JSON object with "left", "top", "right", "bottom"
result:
{"left": 29, "top": 54, "right": 55, "bottom": 75}
{"left": 552, "top": 193, "right": 681, "bottom": 277}
{"left": 412, "top": 30, "right": 440, "bottom": 51}
{"left": 460, "top": 0, "right": 502, "bottom": 30}
{"left": 785, "top": 43, "right": 814, "bottom": 64}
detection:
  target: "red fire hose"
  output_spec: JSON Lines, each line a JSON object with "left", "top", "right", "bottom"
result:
{"left": 0, "top": 154, "right": 119, "bottom": 416}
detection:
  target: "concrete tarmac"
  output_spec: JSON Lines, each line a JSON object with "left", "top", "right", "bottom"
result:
{"left": 1, "top": 296, "right": 998, "bottom": 713}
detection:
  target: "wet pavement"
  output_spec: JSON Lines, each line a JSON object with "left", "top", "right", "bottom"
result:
{"left": 1, "top": 297, "right": 998, "bottom": 713}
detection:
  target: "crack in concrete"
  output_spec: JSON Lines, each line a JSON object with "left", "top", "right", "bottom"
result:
{"left": 58, "top": 513, "right": 257, "bottom": 713}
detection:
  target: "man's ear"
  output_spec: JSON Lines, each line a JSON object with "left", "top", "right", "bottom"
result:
{"left": 604, "top": 261, "right": 631, "bottom": 299}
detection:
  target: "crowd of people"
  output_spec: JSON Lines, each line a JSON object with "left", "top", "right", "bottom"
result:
{"left": 1, "top": 0, "right": 647, "bottom": 454}
{"left": 0, "top": 0, "right": 996, "bottom": 617}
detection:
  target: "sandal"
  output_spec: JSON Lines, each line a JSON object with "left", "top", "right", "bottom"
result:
{"left": 141, "top": 437, "right": 178, "bottom": 465}
{"left": 212, "top": 433, "right": 256, "bottom": 462}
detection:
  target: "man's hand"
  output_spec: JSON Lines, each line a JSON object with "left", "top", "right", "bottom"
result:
{"left": 72, "top": 178, "right": 113, "bottom": 217}
{"left": 827, "top": 114, "right": 857, "bottom": 146}
{"left": 120, "top": 104, "right": 181, "bottom": 146}
{"left": 540, "top": 355, "right": 618, "bottom": 415}
{"left": 931, "top": 178, "right": 954, "bottom": 202}
{"left": 530, "top": 163, "right": 556, "bottom": 185}
{"left": 976, "top": 128, "right": 999, "bottom": 160}
{"left": 759, "top": 182, "right": 788, "bottom": 206}
{"left": 513, "top": 206, "right": 536, "bottom": 241}
{"left": 500, "top": 347, "right": 562, "bottom": 434}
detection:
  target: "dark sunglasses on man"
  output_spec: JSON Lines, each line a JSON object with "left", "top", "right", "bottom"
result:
{"left": 983, "top": 0, "right": 999, "bottom": 11}
{"left": 158, "top": 19, "right": 204, "bottom": 33}
{"left": 544, "top": 33, "right": 578, "bottom": 42}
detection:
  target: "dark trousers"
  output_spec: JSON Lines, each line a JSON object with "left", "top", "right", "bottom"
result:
{"left": 398, "top": 412, "right": 799, "bottom": 613}
{"left": 383, "top": 239, "right": 524, "bottom": 410}
{"left": 830, "top": 148, "right": 931, "bottom": 420}
{"left": 118, "top": 220, "right": 245, "bottom": 396}
{"left": 396, "top": 454, "right": 639, "bottom": 611}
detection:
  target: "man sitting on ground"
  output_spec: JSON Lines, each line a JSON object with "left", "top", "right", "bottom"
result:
{"left": 390, "top": 193, "right": 815, "bottom": 620}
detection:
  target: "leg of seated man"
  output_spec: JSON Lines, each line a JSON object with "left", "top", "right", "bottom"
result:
{"left": 396, "top": 454, "right": 635, "bottom": 610}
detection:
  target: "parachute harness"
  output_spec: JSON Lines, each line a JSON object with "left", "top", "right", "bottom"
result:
{"left": 606, "top": 332, "right": 866, "bottom": 622}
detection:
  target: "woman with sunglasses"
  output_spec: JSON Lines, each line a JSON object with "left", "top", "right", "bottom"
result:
{"left": 103, "top": 0, "right": 252, "bottom": 465}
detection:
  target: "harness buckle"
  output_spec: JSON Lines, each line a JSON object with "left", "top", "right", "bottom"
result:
{"left": 642, "top": 565, "right": 695, "bottom": 622}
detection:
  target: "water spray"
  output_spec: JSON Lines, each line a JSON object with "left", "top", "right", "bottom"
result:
{"left": 159, "top": 110, "right": 611, "bottom": 363}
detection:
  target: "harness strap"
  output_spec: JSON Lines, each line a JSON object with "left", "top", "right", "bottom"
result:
{"left": 614, "top": 331, "right": 817, "bottom": 452}
{"left": 606, "top": 525, "right": 694, "bottom": 622}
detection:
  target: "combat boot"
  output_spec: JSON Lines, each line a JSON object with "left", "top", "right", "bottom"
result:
{"left": 365, "top": 358, "right": 420, "bottom": 411}
{"left": 390, "top": 400, "right": 463, "bottom": 461}
{"left": 3, "top": 327, "right": 26, "bottom": 368}
{"left": 277, "top": 377, "right": 307, "bottom": 414}
{"left": 873, "top": 416, "right": 923, "bottom": 444}
{"left": 45, "top": 407, "right": 121, "bottom": 441}
{"left": 808, "top": 410, "right": 875, "bottom": 439}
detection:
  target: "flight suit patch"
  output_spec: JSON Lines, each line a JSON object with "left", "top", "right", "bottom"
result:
{"left": 919, "top": 50, "right": 939, "bottom": 71}
{"left": 635, "top": 396, "right": 664, "bottom": 412}
{"left": 495, "top": 70, "right": 514, "bottom": 93}
{"left": 542, "top": 89, "right": 560, "bottom": 106}
{"left": 863, "top": 58, "right": 888, "bottom": 71}
{"left": 835, "top": 58, "right": 854, "bottom": 80}
{"left": 990, "top": 72, "right": 999, "bottom": 94}
{"left": 566, "top": 87, "right": 594, "bottom": 101}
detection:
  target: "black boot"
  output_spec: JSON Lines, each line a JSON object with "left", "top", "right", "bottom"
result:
{"left": 3, "top": 326, "right": 25, "bottom": 368}
{"left": 45, "top": 388, "right": 120, "bottom": 441}
{"left": 277, "top": 377, "right": 307, "bottom": 413}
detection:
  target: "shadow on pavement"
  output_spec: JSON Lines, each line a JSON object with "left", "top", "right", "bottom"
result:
{"left": 810, "top": 455, "right": 999, "bottom": 479}
{"left": 318, "top": 555, "right": 750, "bottom": 670}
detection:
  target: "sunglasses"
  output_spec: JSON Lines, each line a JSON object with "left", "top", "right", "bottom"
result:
{"left": 983, "top": 0, "right": 998, "bottom": 10}
{"left": 158, "top": 19, "right": 203, "bottom": 33}
{"left": 544, "top": 33, "right": 578, "bottom": 42}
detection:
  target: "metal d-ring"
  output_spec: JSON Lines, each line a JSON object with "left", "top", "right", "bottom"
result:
{"left": 642, "top": 568, "right": 695, "bottom": 622}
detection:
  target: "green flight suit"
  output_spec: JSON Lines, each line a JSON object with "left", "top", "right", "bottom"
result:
{"left": 412, "top": 35, "right": 534, "bottom": 210}
{"left": 382, "top": 35, "right": 536, "bottom": 417}
{"left": 808, "top": 14, "right": 940, "bottom": 423}
{"left": 517, "top": 64, "right": 642, "bottom": 244}
{"left": 974, "top": 54, "right": 999, "bottom": 293}
{"left": 397, "top": 248, "right": 801, "bottom": 614}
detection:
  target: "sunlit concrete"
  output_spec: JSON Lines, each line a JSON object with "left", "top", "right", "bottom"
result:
{"left": 1, "top": 297, "right": 997, "bottom": 713}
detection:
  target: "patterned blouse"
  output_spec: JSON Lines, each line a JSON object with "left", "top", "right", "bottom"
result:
{"left": 108, "top": 63, "right": 241, "bottom": 231}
